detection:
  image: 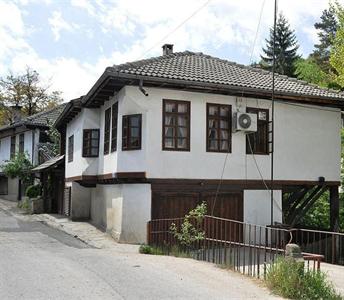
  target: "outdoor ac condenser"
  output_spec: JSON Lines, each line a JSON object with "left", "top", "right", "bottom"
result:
{"left": 233, "top": 112, "right": 257, "bottom": 132}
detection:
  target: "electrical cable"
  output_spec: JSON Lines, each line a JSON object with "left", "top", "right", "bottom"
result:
{"left": 137, "top": 0, "right": 212, "bottom": 60}
{"left": 211, "top": 0, "right": 267, "bottom": 216}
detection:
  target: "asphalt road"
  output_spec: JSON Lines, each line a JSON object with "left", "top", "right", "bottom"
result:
{"left": 0, "top": 207, "right": 281, "bottom": 300}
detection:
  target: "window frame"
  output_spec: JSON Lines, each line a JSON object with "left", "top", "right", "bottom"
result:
{"left": 19, "top": 133, "right": 25, "bottom": 153}
{"left": 111, "top": 102, "right": 118, "bottom": 152}
{"left": 162, "top": 99, "right": 191, "bottom": 152}
{"left": 82, "top": 129, "right": 100, "bottom": 157}
{"left": 10, "top": 136, "right": 16, "bottom": 159}
{"left": 206, "top": 103, "right": 232, "bottom": 153}
{"left": 103, "top": 107, "right": 111, "bottom": 155}
{"left": 122, "top": 114, "right": 142, "bottom": 151}
{"left": 68, "top": 135, "right": 74, "bottom": 163}
{"left": 246, "top": 107, "right": 269, "bottom": 155}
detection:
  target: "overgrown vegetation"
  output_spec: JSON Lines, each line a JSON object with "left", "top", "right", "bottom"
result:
{"left": 25, "top": 184, "right": 41, "bottom": 198}
{"left": 266, "top": 257, "right": 342, "bottom": 300}
{"left": 17, "top": 197, "right": 30, "bottom": 212}
{"left": 1, "top": 152, "right": 33, "bottom": 185}
{"left": 170, "top": 202, "right": 207, "bottom": 248}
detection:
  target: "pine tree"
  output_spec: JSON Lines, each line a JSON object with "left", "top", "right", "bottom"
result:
{"left": 260, "top": 13, "right": 300, "bottom": 77}
{"left": 311, "top": 4, "right": 338, "bottom": 72}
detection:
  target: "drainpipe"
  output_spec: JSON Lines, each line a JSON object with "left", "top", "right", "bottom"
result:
{"left": 139, "top": 79, "right": 149, "bottom": 97}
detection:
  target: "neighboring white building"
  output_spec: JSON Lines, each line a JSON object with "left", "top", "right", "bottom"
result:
{"left": 55, "top": 45, "right": 344, "bottom": 244}
{"left": 0, "top": 105, "right": 66, "bottom": 201}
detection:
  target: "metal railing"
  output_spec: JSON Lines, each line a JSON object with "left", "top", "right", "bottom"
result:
{"left": 291, "top": 228, "right": 344, "bottom": 265}
{"left": 147, "top": 215, "right": 322, "bottom": 278}
{"left": 37, "top": 143, "right": 57, "bottom": 164}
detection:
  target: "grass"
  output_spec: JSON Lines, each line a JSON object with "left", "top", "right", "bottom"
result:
{"left": 266, "top": 257, "right": 342, "bottom": 300}
{"left": 139, "top": 244, "right": 191, "bottom": 258}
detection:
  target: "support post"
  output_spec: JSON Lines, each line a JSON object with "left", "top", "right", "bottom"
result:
{"left": 330, "top": 186, "right": 339, "bottom": 232}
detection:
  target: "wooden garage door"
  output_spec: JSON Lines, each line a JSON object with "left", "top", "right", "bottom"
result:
{"left": 151, "top": 191, "right": 243, "bottom": 221}
{"left": 152, "top": 192, "right": 199, "bottom": 219}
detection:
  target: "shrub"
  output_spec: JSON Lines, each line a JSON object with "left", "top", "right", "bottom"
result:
{"left": 25, "top": 184, "right": 41, "bottom": 198}
{"left": 170, "top": 202, "right": 207, "bottom": 248}
{"left": 139, "top": 244, "right": 154, "bottom": 254}
{"left": 1, "top": 152, "right": 33, "bottom": 184}
{"left": 266, "top": 257, "right": 342, "bottom": 299}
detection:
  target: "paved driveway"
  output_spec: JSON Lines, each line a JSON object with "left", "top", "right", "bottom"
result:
{"left": 0, "top": 203, "right": 281, "bottom": 300}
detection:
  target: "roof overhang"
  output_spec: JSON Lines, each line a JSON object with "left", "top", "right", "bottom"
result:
{"left": 54, "top": 98, "right": 83, "bottom": 131}
{"left": 31, "top": 155, "right": 65, "bottom": 173}
{"left": 82, "top": 68, "right": 344, "bottom": 110}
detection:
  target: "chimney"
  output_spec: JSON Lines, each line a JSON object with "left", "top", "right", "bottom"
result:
{"left": 10, "top": 105, "right": 23, "bottom": 123}
{"left": 162, "top": 44, "right": 174, "bottom": 56}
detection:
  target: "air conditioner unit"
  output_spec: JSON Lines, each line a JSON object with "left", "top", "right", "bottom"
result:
{"left": 233, "top": 112, "right": 257, "bottom": 132}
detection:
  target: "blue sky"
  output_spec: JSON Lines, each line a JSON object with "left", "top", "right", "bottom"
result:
{"left": 0, "top": 0, "right": 339, "bottom": 100}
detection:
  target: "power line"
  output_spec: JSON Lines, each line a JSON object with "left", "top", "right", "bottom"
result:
{"left": 247, "top": 134, "right": 283, "bottom": 213}
{"left": 138, "top": 0, "right": 212, "bottom": 60}
{"left": 212, "top": 0, "right": 267, "bottom": 216}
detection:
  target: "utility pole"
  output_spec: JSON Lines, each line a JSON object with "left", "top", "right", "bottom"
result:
{"left": 271, "top": 0, "right": 277, "bottom": 226}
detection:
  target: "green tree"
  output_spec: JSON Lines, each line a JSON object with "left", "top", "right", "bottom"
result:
{"left": 330, "top": 2, "right": 344, "bottom": 88}
{"left": 311, "top": 3, "right": 338, "bottom": 73}
{"left": 294, "top": 58, "right": 330, "bottom": 87}
{"left": 0, "top": 67, "right": 62, "bottom": 125}
{"left": 260, "top": 13, "right": 300, "bottom": 77}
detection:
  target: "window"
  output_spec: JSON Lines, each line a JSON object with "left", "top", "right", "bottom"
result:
{"left": 68, "top": 135, "right": 74, "bottom": 162}
{"left": 104, "top": 107, "right": 111, "bottom": 155}
{"left": 111, "top": 102, "right": 118, "bottom": 152}
{"left": 19, "top": 133, "right": 24, "bottom": 153}
{"left": 83, "top": 129, "right": 100, "bottom": 157}
{"left": 246, "top": 107, "right": 269, "bottom": 155}
{"left": 162, "top": 99, "right": 190, "bottom": 151}
{"left": 10, "top": 136, "right": 16, "bottom": 159}
{"left": 122, "top": 114, "right": 142, "bottom": 150}
{"left": 206, "top": 103, "right": 232, "bottom": 152}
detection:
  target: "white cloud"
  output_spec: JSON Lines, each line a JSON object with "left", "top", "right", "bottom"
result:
{"left": 48, "top": 11, "right": 77, "bottom": 41}
{"left": 1, "top": 0, "right": 336, "bottom": 100}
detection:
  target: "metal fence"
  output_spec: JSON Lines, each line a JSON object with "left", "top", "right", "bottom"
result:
{"left": 147, "top": 215, "right": 322, "bottom": 278}
{"left": 291, "top": 228, "right": 344, "bottom": 265}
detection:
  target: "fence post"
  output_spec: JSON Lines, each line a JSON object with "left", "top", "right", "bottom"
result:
{"left": 147, "top": 221, "right": 151, "bottom": 245}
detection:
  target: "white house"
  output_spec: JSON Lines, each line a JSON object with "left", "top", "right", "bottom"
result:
{"left": 0, "top": 105, "right": 66, "bottom": 201}
{"left": 55, "top": 44, "right": 344, "bottom": 244}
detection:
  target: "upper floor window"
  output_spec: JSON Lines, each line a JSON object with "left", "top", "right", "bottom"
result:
{"left": 246, "top": 107, "right": 269, "bottom": 155}
{"left": 19, "top": 133, "right": 24, "bottom": 153}
{"left": 122, "top": 114, "right": 142, "bottom": 150}
{"left": 207, "top": 103, "right": 231, "bottom": 152}
{"left": 104, "top": 107, "right": 111, "bottom": 155}
{"left": 68, "top": 135, "right": 74, "bottom": 162}
{"left": 162, "top": 99, "right": 190, "bottom": 151}
{"left": 83, "top": 129, "right": 100, "bottom": 157}
{"left": 10, "top": 136, "right": 16, "bottom": 159}
{"left": 111, "top": 102, "right": 118, "bottom": 152}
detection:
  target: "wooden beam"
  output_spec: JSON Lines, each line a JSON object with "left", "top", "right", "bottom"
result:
{"left": 292, "top": 186, "right": 327, "bottom": 226}
{"left": 330, "top": 186, "right": 340, "bottom": 231}
{"left": 286, "top": 185, "right": 323, "bottom": 225}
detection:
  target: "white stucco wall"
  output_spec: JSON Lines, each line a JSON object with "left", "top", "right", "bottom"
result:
{"left": 65, "top": 85, "right": 341, "bottom": 183}
{"left": 70, "top": 182, "right": 91, "bottom": 220}
{"left": 0, "top": 136, "right": 11, "bottom": 166}
{"left": 243, "top": 190, "right": 282, "bottom": 225}
{"left": 65, "top": 108, "right": 100, "bottom": 178}
{"left": 88, "top": 183, "right": 151, "bottom": 244}
{"left": 120, "top": 184, "right": 151, "bottom": 243}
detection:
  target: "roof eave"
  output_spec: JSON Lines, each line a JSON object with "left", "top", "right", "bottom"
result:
{"left": 82, "top": 69, "right": 344, "bottom": 109}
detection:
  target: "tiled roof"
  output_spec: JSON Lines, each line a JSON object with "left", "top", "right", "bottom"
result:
{"left": 0, "top": 103, "right": 67, "bottom": 133}
{"left": 109, "top": 51, "right": 344, "bottom": 101}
